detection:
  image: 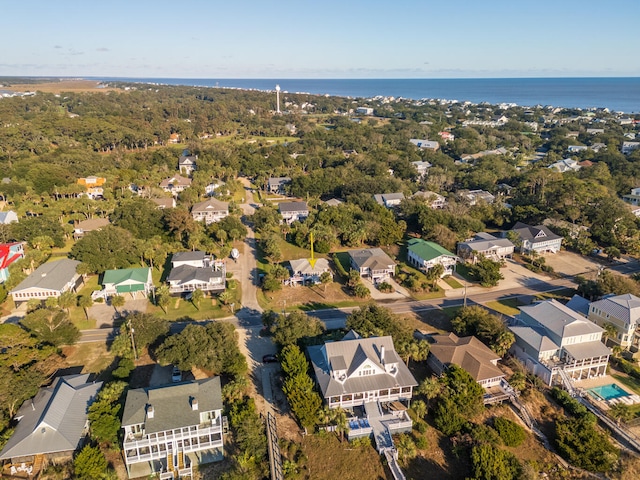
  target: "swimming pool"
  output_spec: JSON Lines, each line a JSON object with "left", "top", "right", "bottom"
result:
{"left": 587, "top": 383, "right": 630, "bottom": 401}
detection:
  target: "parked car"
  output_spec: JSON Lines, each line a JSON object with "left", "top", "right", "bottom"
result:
{"left": 171, "top": 366, "right": 182, "bottom": 383}
{"left": 262, "top": 354, "right": 278, "bottom": 364}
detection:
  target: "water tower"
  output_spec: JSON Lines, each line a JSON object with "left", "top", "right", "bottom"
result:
{"left": 275, "top": 84, "right": 281, "bottom": 114}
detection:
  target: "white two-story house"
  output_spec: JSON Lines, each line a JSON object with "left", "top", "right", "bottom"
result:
{"left": 457, "top": 232, "right": 514, "bottom": 263}
{"left": 407, "top": 238, "right": 459, "bottom": 276}
{"left": 167, "top": 251, "right": 225, "bottom": 294}
{"left": 121, "top": 377, "right": 225, "bottom": 479}
{"left": 509, "top": 299, "right": 610, "bottom": 386}
{"left": 510, "top": 222, "right": 563, "bottom": 254}
{"left": 191, "top": 198, "right": 229, "bottom": 224}
{"left": 348, "top": 248, "right": 396, "bottom": 284}
{"left": 278, "top": 201, "right": 309, "bottom": 224}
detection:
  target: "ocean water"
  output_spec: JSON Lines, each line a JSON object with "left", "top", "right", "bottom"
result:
{"left": 95, "top": 77, "right": 640, "bottom": 113}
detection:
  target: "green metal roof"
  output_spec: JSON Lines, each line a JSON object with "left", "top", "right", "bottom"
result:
{"left": 102, "top": 267, "right": 150, "bottom": 286}
{"left": 407, "top": 238, "right": 456, "bottom": 261}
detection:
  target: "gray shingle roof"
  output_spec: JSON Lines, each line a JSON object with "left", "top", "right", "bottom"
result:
{"left": 121, "top": 377, "right": 222, "bottom": 435}
{"left": 307, "top": 332, "right": 417, "bottom": 399}
{"left": 171, "top": 251, "right": 206, "bottom": 265}
{"left": 278, "top": 201, "right": 308, "bottom": 213}
{"left": 0, "top": 375, "right": 102, "bottom": 460}
{"left": 348, "top": 248, "right": 395, "bottom": 270}
{"left": 167, "top": 264, "right": 224, "bottom": 284}
{"left": 10, "top": 259, "right": 80, "bottom": 294}
{"left": 511, "top": 222, "right": 562, "bottom": 244}
{"left": 191, "top": 198, "right": 229, "bottom": 213}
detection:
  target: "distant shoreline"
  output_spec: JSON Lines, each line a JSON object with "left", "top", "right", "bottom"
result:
{"left": 2, "top": 76, "right": 639, "bottom": 112}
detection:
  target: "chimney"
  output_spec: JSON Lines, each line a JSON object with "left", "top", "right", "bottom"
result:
{"left": 147, "top": 404, "right": 154, "bottom": 419}
{"left": 191, "top": 397, "right": 198, "bottom": 411}
{"left": 380, "top": 345, "right": 385, "bottom": 365}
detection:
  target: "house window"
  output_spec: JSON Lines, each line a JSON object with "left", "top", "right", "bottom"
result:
{"left": 401, "top": 387, "right": 411, "bottom": 394}
{"left": 380, "top": 389, "right": 389, "bottom": 397}
{"left": 360, "top": 368, "right": 373, "bottom": 376}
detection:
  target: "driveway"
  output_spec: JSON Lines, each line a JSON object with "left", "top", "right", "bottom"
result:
{"left": 361, "top": 277, "right": 410, "bottom": 300}
{"left": 88, "top": 297, "right": 149, "bottom": 328}
{"left": 234, "top": 179, "right": 263, "bottom": 322}
{"left": 543, "top": 251, "right": 603, "bottom": 277}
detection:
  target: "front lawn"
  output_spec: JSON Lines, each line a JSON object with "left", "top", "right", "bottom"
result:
{"left": 147, "top": 285, "right": 241, "bottom": 321}
{"left": 485, "top": 299, "right": 520, "bottom": 316}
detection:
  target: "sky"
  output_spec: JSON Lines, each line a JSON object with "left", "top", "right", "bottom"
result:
{"left": 2, "top": 0, "right": 639, "bottom": 79}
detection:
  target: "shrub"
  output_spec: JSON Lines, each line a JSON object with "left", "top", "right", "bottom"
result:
{"left": 494, "top": 416, "right": 526, "bottom": 447}
{"left": 353, "top": 283, "right": 370, "bottom": 298}
{"left": 377, "top": 282, "right": 393, "bottom": 293}
{"left": 332, "top": 254, "right": 348, "bottom": 278}
{"left": 74, "top": 445, "right": 108, "bottom": 479}
{"left": 112, "top": 358, "right": 135, "bottom": 380}
{"left": 414, "top": 434, "right": 428, "bottom": 450}
{"left": 550, "top": 388, "right": 590, "bottom": 418}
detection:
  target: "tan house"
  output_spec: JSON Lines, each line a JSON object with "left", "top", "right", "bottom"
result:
{"left": 73, "top": 217, "right": 110, "bottom": 239}
{"left": 588, "top": 294, "right": 640, "bottom": 349}
{"left": 428, "top": 333, "right": 506, "bottom": 388}
{"left": 159, "top": 175, "right": 192, "bottom": 195}
{"left": 191, "top": 198, "right": 229, "bottom": 224}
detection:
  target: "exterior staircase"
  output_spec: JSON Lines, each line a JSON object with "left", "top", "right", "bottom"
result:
{"left": 557, "top": 368, "right": 577, "bottom": 397}
{"left": 32, "top": 454, "right": 45, "bottom": 477}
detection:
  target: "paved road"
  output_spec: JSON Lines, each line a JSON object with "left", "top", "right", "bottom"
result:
{"left": 77, "top": 276, "right": 577, "bottom": 343}
{"left": 235, "top": 179, "right": 264, "bottom": 325}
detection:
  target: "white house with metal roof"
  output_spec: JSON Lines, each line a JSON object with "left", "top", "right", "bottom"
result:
{"left": 457, "top": 232, "right": 514, "bottom": 263}
{"left": 0, "top": 374, "right": 102, "bottom": 472}
{"left": 287, "top": 257, "right": 331, "bottom": 286}
{"left": 121, "top": 377, "right": 225, "bottom": 479}
{"left": 10, "top": 259, "right": 81, "bottom": 305}
{"left": 0, "top": 210, "right": 19, "bottom": 225}
{"left": 509, "top": 299, "right": 610, "bottom": 386}
{"left": 373, "top": 193, "right": 405, "bottom": 208}
{"left": 588, "top": 294, "right": 640, "bottom": 350}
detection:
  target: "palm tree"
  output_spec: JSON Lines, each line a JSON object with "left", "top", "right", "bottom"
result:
{"left": 58, "top": 291, "right": 76, "bottom": 314}
{"left": 609, "top": 403, "right": 633, "bottom": 426}
{"left": 191, "top": 288, "right": 204, "bottom": 310}
{"left": 418, "top": 377, "right": 442, "bottom": 409}
{"left": 78, "top": 295, "right": 93, "bottom": 320}
{"left": 111, "top": 294, "right": 125, "bottom": 316}
{"left": 332, "top": 407, "right": 348, "bottom": 442}
{"left": 602, "top": 322, "right": 618, "bottom": 346}
{"left": 155, "top": 285, "right": 171, "bottom": 314}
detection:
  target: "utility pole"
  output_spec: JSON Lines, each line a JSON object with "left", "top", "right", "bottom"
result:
{"left": 129, "top": 323, "right": 138, "bottom": 361}
{"left": 463, "top": 278, "right": 467, "bottom": 308}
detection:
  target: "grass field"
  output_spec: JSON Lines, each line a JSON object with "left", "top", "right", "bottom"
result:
{"left": 485, "top": 298, "right": 520, "bottom": 316}
{"left": 7, "top": 80, "right": 118, "bottom": 93}
{"left": 442, "top": 276, "right": 464, "bottom": 289}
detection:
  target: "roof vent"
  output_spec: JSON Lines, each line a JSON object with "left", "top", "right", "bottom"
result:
{"left": 147, "top": 404, "right": 154, "bottom": 419}
{"left": 191, "top": 397, "right": 199, "bottom": 411}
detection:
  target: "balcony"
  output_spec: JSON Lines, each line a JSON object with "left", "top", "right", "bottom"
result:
{"left": 124, "top": 422, "right": 223, "bottom": 464}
